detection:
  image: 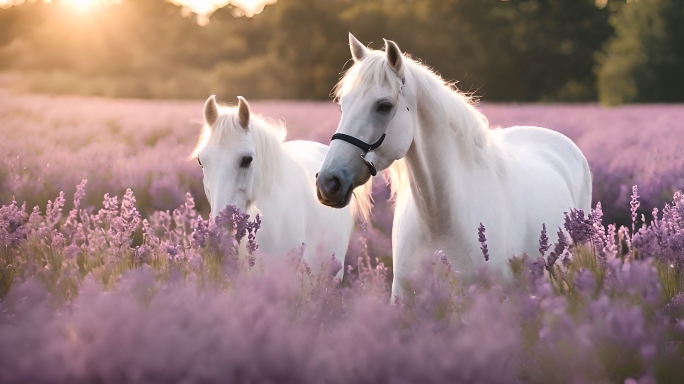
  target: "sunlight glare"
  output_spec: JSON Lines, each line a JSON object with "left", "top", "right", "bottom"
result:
{"left": 0, "top": 0, "right": 121, "bottom": 10}
{"left": 59, "top": 0, "right": 120, "bottom": 12}
{"left": 69, "top": 0, "right": 93, "bottom": 10}
{"left": 168, "top": 0, "right": 277, "bottom": 24}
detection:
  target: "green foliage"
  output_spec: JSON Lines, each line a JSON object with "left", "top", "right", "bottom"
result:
{"left": 0, "top": 0, "right": 616, "bottom": 101}
{"left": 597, "top": 0, "right": 684, "bottom": 105}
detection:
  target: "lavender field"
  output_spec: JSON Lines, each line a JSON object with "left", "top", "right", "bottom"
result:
{"left": 2, "top": 88, "right": 684, "bottom": 383}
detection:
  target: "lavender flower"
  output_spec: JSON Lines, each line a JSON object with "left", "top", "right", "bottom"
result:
{"left": 108, "top": 189, "right": 141, "bottom": 249}
{"left": 545, "top": 227, "right": 569, "bottom": 278}
{"left": 631, "top": 185, "right": 640, "bottom": 234}
{"left": 438, "top": 250, "right": 452, "bottom": 272}
{"left": 531, "top": 256, "right": 546, "bottom": 280}
{"left": 478, "top": 222, "right": 489, "bottom": 262}
{"left": 539, "top": 224, "right": 550, "bottom": 257}
{"left": 1, "top": 97, "right": 684, "bottom": 383}
{"left": 0, "top": 200, "right": 28, "bottom": 249}
{"left": 564, "top": 209, "right": 595, "bottom": 245}
{"left": 618, "top": 225, "right": 632, "bottom": 257}
{"left": 328, "top": 253, "right": 343, "bottom": 277}
{"left": 134, "top": 244, "right": 153, "bottom": 264}
{"left": 605, "top": 223, "right": 617, "bottom": 256}
{"left": 663, "top": 292, "right": 684, "bottom": 318}
{"left": 633, "top": 190, "right": 684, "bottom": 268}
{"left": 246, "top": 214, "right": 261, "bottom": 255}
{"left": 190, "top": 216, "right": 210, "bottom": 248}
{"left": 587, "top": 202, "right": 610, "bottom": 258}
{"left": 45, "top": 191, "right": 66, "bottom": 230}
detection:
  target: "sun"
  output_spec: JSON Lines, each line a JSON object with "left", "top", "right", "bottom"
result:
{"left": 67, "top": 0, "right": 95, "bottom": 10}
{"left": 60, "top": 0, "right": 122, "bottom": 12}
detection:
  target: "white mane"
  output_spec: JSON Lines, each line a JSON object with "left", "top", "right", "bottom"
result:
{"left": 335, "top": 50, "right": 507, "bottom": 204}
{"left": 351, "top": 176, "right": 373, "bottom": 224}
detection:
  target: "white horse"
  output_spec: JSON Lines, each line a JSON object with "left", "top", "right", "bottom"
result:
{"left": 192, "top": 95, "right": 371, "bottom": 278}
{"left": 316, "top": 34, "right": 592, "bottom": 297}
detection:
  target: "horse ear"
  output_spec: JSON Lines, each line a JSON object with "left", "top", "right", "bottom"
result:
{"left": 237, "top": 96, "right": 250, "bottom": 129}
{"left": 349, "top": 32, "right": 367, "bottom": 62}
{"left": 204, "top": 95, "right": 219, "bottom": 127}
{"left": 384, "top": 38, "right": 404, "bottom": 78}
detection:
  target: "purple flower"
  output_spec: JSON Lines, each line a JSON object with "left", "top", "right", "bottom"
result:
{"left": 45, "top": 191, "right": 66, "bottom": 230}
{"left": 663, "top": 292, "right": 684, "bottom": 318}
{"left": 107, "top": 189, "right": 141, "bottom": 249}
{"left": 192, "top": 205, "right": 262, "bottom": 260}
{"left": 563, "top": 209, "right": 595, "bottom": 245}
{"left": 631, "top": 185, "right": 640, "bottom": 234}
{"left": 246, "top": 214, "right": 261, "bottom": 255}
{"left": 190, "top": 216, "right": 210, "bottom": 248}
{"left": 438, "top": 250, "right": 452, "bottom": 272}
{"left": 134, "top": 244, "right": 153, "bottom": 264}
{"left": 478, "top": 222, "right": 489, "bottom": 262}
{"left": 328, "top": 253, "right": 343, "bottom": 277}
{"left": 545, "top": 227, "right": 568, "bottom": 278}
{"left": 539, "top": 224, "right": 550, "bottom": 257}
{"left": 632, "top": 190, "right": 684, "bottom": 267}
{"left": 531, "top": 256, "right": 546, "bottom": 279}
{"left": 0, "top": 200, "right": 28, "bottom": 249}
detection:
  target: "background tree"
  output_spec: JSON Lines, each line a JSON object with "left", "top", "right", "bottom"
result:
{"left": 597, "top": 0, "right": 684, "bottom": 105}
{"left": 0, "top": 0, "right": 680, "bottom": 104}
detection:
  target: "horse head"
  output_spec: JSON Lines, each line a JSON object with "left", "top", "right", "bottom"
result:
{"left": 194, "top": 95, "right": 259, "bottom": 217}
{"left": 316, "top": 33, "right": 417, "bottom": 208}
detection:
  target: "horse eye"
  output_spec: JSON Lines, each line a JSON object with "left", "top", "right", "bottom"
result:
{"left": 197, "top": 157, "right": 203, "bottom": 168}
{"left": 377, "top": 102, "right": 393, "bottom": 113}
{"left": 241, "top": 156, "right": 253, "bottom": 167}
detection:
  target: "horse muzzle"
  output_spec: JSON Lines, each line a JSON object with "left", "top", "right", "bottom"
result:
{"left": 315, "top": 171, "right": 354, "bottom": 208}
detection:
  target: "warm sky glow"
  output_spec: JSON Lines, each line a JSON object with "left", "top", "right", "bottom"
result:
{"left": 66, "top": 0, "right": 95, "bottom": 11}
{"left": 0, "top": 0, "right": 277, "bottom": 23}
{"left": 168, "top": 0, "right": 277, "bottom": 24}
{"left": 0, "top": 0, "right": 120, "bottom": 10}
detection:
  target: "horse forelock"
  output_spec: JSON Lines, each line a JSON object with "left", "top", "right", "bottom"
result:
{"left": 334, "top": 52, "right": 404, "bottom": 102}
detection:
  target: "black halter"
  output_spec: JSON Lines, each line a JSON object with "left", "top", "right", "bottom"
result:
{"left": 330, "top": 133, "right": 385, "bottom": 176}
{"left": 331, "top": 133, "right": 386, "bottom": 153}
{"left": 330, "top": 76, "right": 406, "bottom": 177}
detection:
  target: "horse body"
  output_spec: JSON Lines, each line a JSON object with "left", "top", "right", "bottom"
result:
{"left": 193, "top": 96, "right": 369, "bottom": 278}
{"left": 392, "top": 123, "right": 591, "bottom": 288}
{"left": 260, "top": 140, "right": 356, "bottom": 267}
{"left": 316, "top": 34, "right": 591, "bottom": 297}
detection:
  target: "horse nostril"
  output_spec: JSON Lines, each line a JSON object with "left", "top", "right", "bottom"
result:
{"left": 315, "top": 172, "right": 319, "bottom": 179}
{"left": 327, "top": 175, "right": 342, "bottom": 195}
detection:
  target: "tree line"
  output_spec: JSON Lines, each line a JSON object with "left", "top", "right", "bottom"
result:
{"left": 0, "top": 0, "right": 682, "bottom": 104}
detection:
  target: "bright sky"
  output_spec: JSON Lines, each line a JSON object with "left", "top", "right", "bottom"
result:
{"left": 0, "top": 0, "right": 277, "bottom": 21}
{"left": 168, "top": 0, "right": 276, "bottom": 17}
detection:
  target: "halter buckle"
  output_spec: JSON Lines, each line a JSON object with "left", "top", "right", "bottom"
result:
{"left": 361, "top": 151, "right": 378, "bottom": 176}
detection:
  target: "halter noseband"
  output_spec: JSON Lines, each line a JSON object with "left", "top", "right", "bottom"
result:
{"left": 330, "top": 133, "right": 386, "bottom": 176}
{"left": 330, "top": 76, "right": 406, "bottom": 177}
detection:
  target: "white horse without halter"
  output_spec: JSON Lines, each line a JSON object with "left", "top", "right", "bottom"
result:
{"left": 192, "top": 96, "right": 371, "bottom": 278}
{"left": 316, "top": 34, "right": 592, "bottom": 298}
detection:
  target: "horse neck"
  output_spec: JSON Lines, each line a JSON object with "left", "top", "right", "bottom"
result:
{"left": 402, "top": 75, "right": 494, "bottom": 238}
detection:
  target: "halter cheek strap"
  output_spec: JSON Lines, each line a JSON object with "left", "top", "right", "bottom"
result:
{"left": 330, "top": 133, "right": 386, "bottom": 153}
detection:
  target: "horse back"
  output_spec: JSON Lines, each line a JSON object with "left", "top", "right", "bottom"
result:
{"left": 498, "top": 126, "right": 591, "bottom": 211}
{"left": 282, "top": 140, "right": 328, "bottom": 180}
{"left": 280, "top": 140, "right": 354, "bottom": 269}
